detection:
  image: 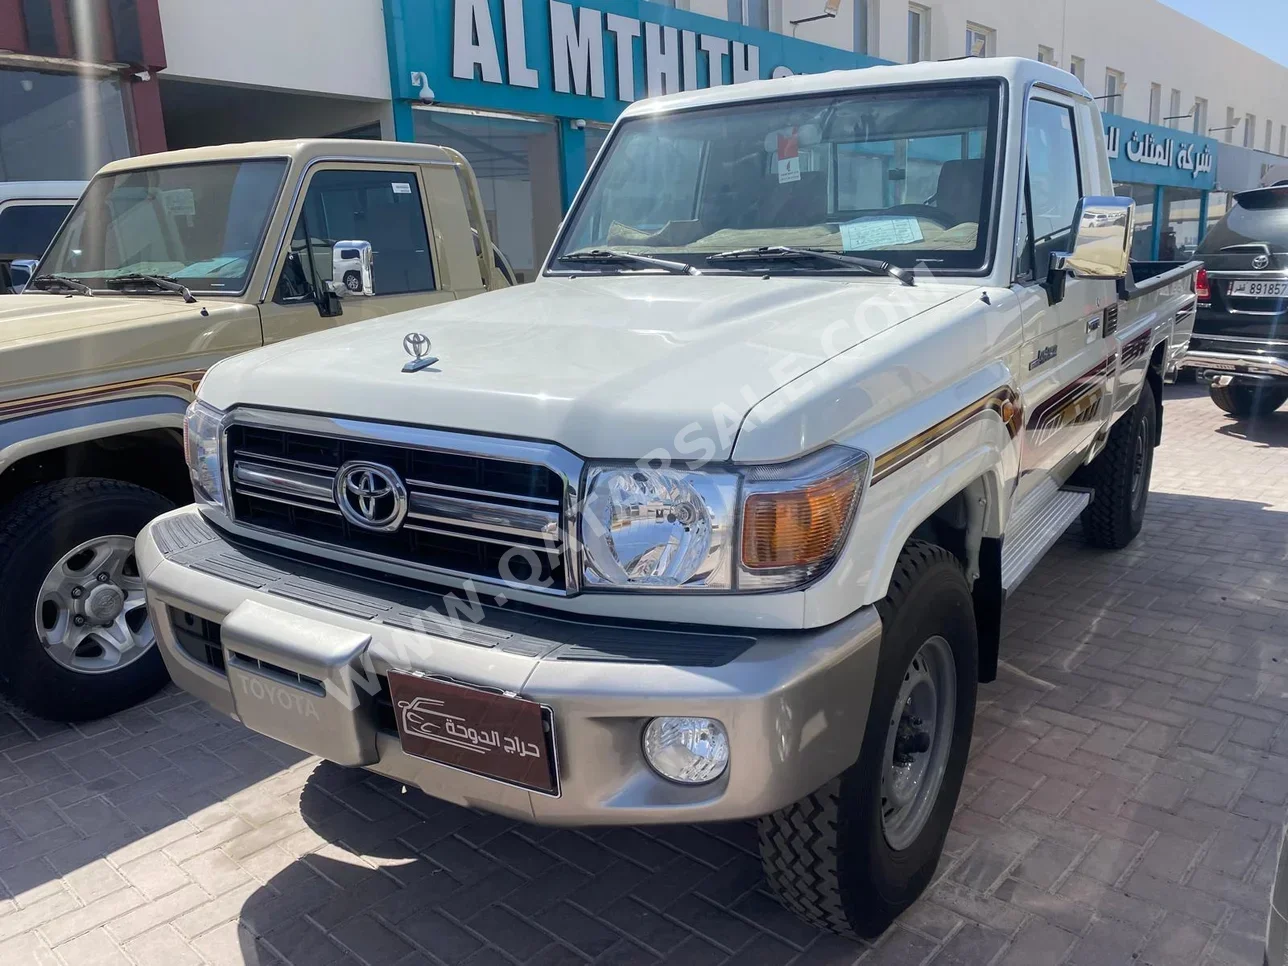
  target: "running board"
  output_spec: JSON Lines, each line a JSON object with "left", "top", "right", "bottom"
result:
{"left": 1000, "top": 486, "right": 1092, "bottom": 594}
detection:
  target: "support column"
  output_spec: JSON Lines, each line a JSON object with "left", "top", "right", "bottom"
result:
{"left": 559, "top": 122, "right": 587, "bottom": 211}
{"left": 1150, "top": 184, "right": 1164, "bottom": 260}
{"left": 383, "top": 0, "right": 415, "bottom": 142}
{"left": 1198, "top": 190, "right": 1210, "bottom": 244}
{"left": 128, "top": 74, "right": 166, "bottom": 156}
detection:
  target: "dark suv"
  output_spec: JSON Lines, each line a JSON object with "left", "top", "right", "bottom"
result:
{"left": 1184, "top": 184, "right": 1288, "bottom": 417}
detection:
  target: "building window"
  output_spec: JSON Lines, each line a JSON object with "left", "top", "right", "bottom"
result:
{"left": 0, "top": 68, "right": 131, "bottom": 180}
{"left": 965, "top": 22, "right": 994, "bottom": 58}
{"left": 1037, "top": 45, "right": 1055, "bottom": 65}
{"left": 1160, "top": 186, "right": 1203, "bottom": 259}
{"left": 1225, "top": 106, "right": 1237, "bottom": 143}
{"left": 854, "top": 0, "right": 872, "bottom": 55}
{"left": 1148, "top": 84, "right": 1161, "bottom": 125}
{"left": 1281, "top": 124, "right": 1286, "bottom": 157}
{"left": 908, "top": 4, "right": 929, "bottom": 63}
{"left": 1193, "top": 97, "right": 1207, "bottom": 136}
{"left": 1115, "top": 182, "right": 1156, "bottom": 260}
{"left": 1104, "top": 69, "right": 1125, "bottom": 113}
{"left": 1069, "top": 57, "right": 1085, "bottom": 83}
{"left": 1266, "top": 119, "right": 1274, "bottom": 153}
{"left": 1244, "top": 113, "right": 1256, "bottom": 148}
{"left": 1167, "top": 89, "right": 1181, "bottom": 128}
{"left": 731, "top": 0, "right": 769, "bottom": 29}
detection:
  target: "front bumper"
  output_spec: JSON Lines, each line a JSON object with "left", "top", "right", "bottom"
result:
{"left": 138, "top": 507, "right": 883, "bottom": 825}
{"left": 1180, "top": 350, "right": 1288, "bottom": 379}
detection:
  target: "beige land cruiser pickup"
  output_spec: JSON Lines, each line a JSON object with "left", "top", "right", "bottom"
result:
{"left": 0, "top": 139, "right": 509, "bottom": 721}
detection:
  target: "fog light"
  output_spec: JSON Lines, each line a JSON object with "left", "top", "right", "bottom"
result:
{"left": 642, "top": 717, "right": 729, "bottom": 784}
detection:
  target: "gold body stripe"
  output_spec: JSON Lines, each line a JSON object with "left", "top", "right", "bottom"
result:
{"left": 872, "top": 388, "right": 1021, "bottom": 484}
{"left": 0, "top": 371, "right": 206, "bottom": 422}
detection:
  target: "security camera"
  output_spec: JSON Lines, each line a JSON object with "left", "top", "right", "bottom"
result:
{"left": 410, "top": 71, "right": 434, "bottom": 104}
{"left": 419, "top": 85, "right": 435, "bottom": 104}
{"left": 570, "top": 118, "right": 586, "bottom": 131}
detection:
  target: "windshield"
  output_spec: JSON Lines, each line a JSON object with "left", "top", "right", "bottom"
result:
{"left": 552, "top": 83, "right": 1002, "bottom": 275}
{"left": 38, "top": 159, "right": 287, "bottom": 294}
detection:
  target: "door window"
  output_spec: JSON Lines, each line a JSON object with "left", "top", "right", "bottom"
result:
{"left": 1025, "top": 100, "right": 1081, "bottom": 272}
{"left": 0, "top": 202, "right": 73, "bottom": 257}
{"left": 277, "top": 169, "right": 434, "bottom": 302}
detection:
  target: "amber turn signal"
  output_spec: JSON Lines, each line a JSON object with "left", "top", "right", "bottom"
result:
{"left": 741, "top": 470, "right": 861, "bottom": 570}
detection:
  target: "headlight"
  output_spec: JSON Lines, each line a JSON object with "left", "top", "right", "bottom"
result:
{"left": 183, "top": 400, "right": 226, "bottom": 508}
{"left": 581, "top": 466, "right": 737, "bottom": 589}
{"left": 578, "top": 446, "right": 867, "bottom": 593}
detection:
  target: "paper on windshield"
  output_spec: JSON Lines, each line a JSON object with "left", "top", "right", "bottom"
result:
{"left": 162, "top": 188, "right": 196, "bottom": 217}
{"left": 840, "top": 216, "right": 924, "bottom": 251}
{"left": 777, "top": 131, "right": 801, "bottom": 185}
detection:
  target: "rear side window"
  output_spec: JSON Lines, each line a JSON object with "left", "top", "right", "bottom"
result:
{"left": 0, "top": 203, "right": 73, "bottom": 257}
{"left": 1200, "top": 189, "right": 1288, "bottom": 253}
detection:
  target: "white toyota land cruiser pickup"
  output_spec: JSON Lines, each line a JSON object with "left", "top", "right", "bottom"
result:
{"left": 137, "top": 59, "right": 1198, "bottom": 938}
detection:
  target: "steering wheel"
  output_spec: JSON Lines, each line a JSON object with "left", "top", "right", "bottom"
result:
{"left": 882, "top": 204, "right": 960, "bottom": 228}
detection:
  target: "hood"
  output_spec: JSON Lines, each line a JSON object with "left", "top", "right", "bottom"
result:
{"left": 201, "top": 276, "right": 967, "bottom": 460}
{"left": 0, "top": 293, "right": 263, "bottom": 397}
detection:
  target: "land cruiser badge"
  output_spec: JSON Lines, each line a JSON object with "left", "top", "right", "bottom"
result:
{"left": 1028, "top": 345, "right": 1058, "bottom": 371}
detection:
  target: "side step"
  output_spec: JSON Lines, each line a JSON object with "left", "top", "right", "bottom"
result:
{"left": 1000, "top": 485, "right": 1092, "bottom": 594}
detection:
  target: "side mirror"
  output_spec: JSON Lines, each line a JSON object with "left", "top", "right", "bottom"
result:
{"left": 9, "top": 258, "right": 39, "bottom": 293}
{"left": 1047, "top": 196, "right": 1134, "bottom": 302}
{"left": 327, "top": 240, "right": 373, "bottom": 297}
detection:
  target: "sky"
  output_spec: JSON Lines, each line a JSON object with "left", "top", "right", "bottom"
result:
{"left": 1158, "top": 0, "right": 1288, "bottom": 67}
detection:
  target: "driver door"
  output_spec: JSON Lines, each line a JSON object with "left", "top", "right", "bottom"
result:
{"left": 260, "top": 163, "right": 456, "bottom": 344}
{"left": 1012, "top": 95, "right": 1116, "bottom": 509}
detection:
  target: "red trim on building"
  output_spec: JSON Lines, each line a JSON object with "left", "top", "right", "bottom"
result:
{"left": 0, "top": 0, "right": 26, "bottom": 51}
{"left": 48, "top": 0, "right": 72, "bottom": 58}
{"left": 134, "top": 0, "right": 165, "bottom": 69}
{"left": 128, "top": 74, "right": 166, "bottom": 155}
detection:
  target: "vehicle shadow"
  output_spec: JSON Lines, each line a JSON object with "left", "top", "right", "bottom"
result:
{"left": 1214, "top": 408, "right": 1288, "bottom": 447}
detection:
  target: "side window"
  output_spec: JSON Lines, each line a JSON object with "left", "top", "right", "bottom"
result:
{"left": 276, "top": 169, "right": 434, "bottom": 302}
{"left": 1025, "top": 100, "right": 1082, "bottom": 272}
{"left": 0, "top": 203, "right": 73, "bottom": 257}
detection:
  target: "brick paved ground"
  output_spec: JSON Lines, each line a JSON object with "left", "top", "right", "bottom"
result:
{"left": 2, "top": 381, "right": 1288, "bottom": 966}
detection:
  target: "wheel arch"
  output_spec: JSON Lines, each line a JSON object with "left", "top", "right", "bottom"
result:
{"left": 0, "top": 402, "right": 191, "bottom": 510}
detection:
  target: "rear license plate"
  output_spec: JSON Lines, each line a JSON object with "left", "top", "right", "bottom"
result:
{"left": 1229, "top": 279, "right": 1288, "bottom": 297}
{"left": 386, "top": 671, "right": 558, "bottom": 795}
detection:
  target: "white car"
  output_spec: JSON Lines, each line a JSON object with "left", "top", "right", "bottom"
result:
{"left": 0, "top": 181, "right": 85, "bottom": 290}
{"left": 137, "top": 58, "right": 1198, "bottom": 938}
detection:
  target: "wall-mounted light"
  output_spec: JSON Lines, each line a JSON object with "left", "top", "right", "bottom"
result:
{"left": 790, "top": 0, "right": 842, "bottom": 27}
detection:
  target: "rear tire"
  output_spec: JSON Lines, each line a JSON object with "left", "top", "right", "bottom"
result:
{"left": 1209, "top": 383, "right": 1288, "bottom": 418}
{"left": 0, "top": 479, "right": 174, "bottom": 721}
{"left": 758, "top": 541, "right": 977, "bottom": 938}
{"left": 1079, "top": 380, "right": 1156, "bottom": 550}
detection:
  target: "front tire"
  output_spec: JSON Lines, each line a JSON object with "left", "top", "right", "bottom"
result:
{"left": 1209, "top": 383, "right": 1288, "bottom": 418}
{"left": 758, "top": 541, "right": 977, "bottom": 938}
{"left": 1079, "top": 379, "right": 1157, "bottom": 550}
{"left": 0, "top": 479, "right": 174, "bottom": 721}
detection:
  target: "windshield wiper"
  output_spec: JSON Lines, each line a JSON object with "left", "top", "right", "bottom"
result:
{"left": 706, "top": 246, "right": 915, "bottom": 286}
{"left": 103, "top": 273, "right": 197, "bottom": 303}
{"left": 29, "top": 274, "right": 93, "bottom": 296}
{"left": 558, "top": 249, "right": 698, "bottom": 276}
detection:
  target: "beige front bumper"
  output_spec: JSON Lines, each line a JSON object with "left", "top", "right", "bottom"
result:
{"left": 137, "top": 507, "right": 883, "bottom": 826}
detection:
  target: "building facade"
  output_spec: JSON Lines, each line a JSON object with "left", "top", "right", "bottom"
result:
{"left": 0, "top": 0, "right": 167, "bottom": 180}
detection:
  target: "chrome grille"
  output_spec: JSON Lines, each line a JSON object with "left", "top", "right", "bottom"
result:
{"left": 224, "top": 418, "right": 573, "bottom": 592}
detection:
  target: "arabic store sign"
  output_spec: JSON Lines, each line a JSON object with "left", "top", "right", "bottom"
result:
{"left": 398, "top": 0, "right": 879, "bottom": 125}
{"left": 1102, "top": 113, "right": 1217, "bottom": 190}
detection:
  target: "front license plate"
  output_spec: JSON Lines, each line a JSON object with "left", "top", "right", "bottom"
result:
{"left": 386, "top": 671, "right": 558, "bottom": 795}
{"left": 1229, "top": 279, "right": 1288, "bottom": 298}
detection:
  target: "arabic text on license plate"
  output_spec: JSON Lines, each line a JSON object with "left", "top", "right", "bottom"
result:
{"left": 386, "top": 671, "right": 558, "bottom": 795}
{"left": 1230, "top": 280, "right": 1288, "bottom": 297}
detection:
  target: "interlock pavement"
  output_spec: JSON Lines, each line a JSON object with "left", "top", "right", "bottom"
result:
{"left": 2, "top": 380, "right": 1288, "bottom": 966}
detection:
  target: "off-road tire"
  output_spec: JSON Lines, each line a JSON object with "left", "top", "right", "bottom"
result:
{"left": 1209, "top": 383, "right": 1288, "bottom": 418}
{"left": 1079, "top": 380, "right": 1157, "bottom": 550}
{"left": 758, "top": 541, "right": 978, "bottom": 938}
{"left": 0, "top": 479, "right": 174, "bottom": 721}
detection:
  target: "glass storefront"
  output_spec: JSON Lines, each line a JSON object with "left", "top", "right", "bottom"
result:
{"left": 0, "top": 68, "right": 131, "bottom": 180}
{"left": 412, "top": 107, "right": 562, "bottom": 283}
{"left": 1115, "top": 182, "right": 1156, "bottom": 261}
{"left": 1160, "top": 186, "right": 1203, "bottom": 258}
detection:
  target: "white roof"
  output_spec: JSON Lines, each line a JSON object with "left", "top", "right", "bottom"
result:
{"left": 620, "top": 56, "right": 1088, "bottom": 118}
{"left": 0, "top": 181, "right": 86, "bottom": 202}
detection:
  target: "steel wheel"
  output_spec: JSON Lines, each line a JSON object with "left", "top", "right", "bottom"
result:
{"left": 880, "top": 634, "right": 957, "bottom": 851}
{"left": 33, "top": 535, "right": 154, "bottom": 674}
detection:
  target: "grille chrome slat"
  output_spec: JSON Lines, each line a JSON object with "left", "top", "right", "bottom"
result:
{"left": 224, "top": 415, "right": 577, "bottom": 593}
{"left": 406, "top": 491, "right": 559, "bottom": 541}
{"left": 233, "top": 461, "right": 335, "bottom": 502}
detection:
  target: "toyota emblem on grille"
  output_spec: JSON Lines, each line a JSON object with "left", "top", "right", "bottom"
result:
{"left": 334, "top": 461, "right": 408, "bottom": 532}
{"left": 1253, "top": 254, "right": 1271, "bottom": 269}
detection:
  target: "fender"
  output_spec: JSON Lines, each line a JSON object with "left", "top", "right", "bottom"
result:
{"left": 0, "top": 373, "right": 201, "bottom": 476}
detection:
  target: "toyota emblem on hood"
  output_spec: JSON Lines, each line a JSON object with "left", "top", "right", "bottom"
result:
{"left": 402, "top": 332, "right": 439, "bottom": 373}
